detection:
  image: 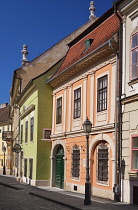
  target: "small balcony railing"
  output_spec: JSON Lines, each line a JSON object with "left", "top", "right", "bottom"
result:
{"left": 2, "top": 131, "right": 13, "bottom": 141}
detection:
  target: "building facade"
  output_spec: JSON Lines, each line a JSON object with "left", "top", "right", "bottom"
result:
{"left": 0, "top": 103, "right": 12, "bottom": 175}
{"left": 10, "top": 5, "right": 97, "bottom": 183}
{"left": 48, "top": 9, "right": 120, "bottom": 200}
{"left": 119, "top": 0, "right": 138, "bottom": 205}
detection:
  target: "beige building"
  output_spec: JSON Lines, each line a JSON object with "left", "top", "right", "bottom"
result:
{"left": 0, "top": 103, "right": 12, "bottom": 175}
{"left": 119, "top": 0, "right": 138, "bottom": 205}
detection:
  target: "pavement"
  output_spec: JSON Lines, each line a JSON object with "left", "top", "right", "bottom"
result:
{"left": 0, "top": 174, "right": 138, "bottom": 210}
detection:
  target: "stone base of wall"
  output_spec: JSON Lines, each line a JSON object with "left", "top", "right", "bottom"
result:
{"left": 92, "top": 187, "right": 114, "bottom": 200}
{"left": 22, "top": 177, "right": 50, "bottom": 186}
{"left": 66, "top": 182, "right": 114, "bottom": 200}
{"left": 66, "top": 182, "right": 85, "bottom": 194}
{"left": 121, "top": 179, "right": 130, "bottom": 203}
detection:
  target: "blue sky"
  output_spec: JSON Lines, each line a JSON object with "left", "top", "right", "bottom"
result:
{"left": 0, "top": 0, "right": 114, "bottom": 105}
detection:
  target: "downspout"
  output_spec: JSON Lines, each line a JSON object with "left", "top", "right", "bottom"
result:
{"left": 109, "top": 39, "right": 118, "bottom": 201}
{"left": 113, "top": 2, "right": 123, "bottom": 202}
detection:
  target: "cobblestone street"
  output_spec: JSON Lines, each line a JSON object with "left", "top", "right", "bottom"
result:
{"left": 0, "top": 175, "right": 138, "bottom": 210}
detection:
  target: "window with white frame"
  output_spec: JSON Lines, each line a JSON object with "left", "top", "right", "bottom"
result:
{"left": 29, "top": 158, "right": 33, "bottom": 179}
{"left": 43, "top": 129, "right": 51, "bottom": 139}
{"left": 71, "top": 145, "right": 80, "bottom": 178}
{"left": 30, "top": 117, "right": 34, "bottom": 142}
{"left": 25, "top": 121, "right": 28, "bottom": 143}
{"left": 131, "top": 33, "right": 138, "bottom": 80}
{"left": 97, "top": 75, "right": 108, "bottom": 112}
{"left": 20, "top": 124, "right": 23, "bottom": 144}
{"left": 24, "top": 159, "right": 27, "bottom": 177}
{"left": 56, "top": 97, "right": 62, "bottom": 124}
{"left": 132, "top": 136, "right": 138, "bottom": 170}
{"left": 74, "top": 87, "right": 81, "bottom": 119}
{"left": 97, "top": 143, "right": 108, "bottom": 182}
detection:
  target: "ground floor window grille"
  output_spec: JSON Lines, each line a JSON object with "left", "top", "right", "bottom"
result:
{"left": 97, "top": 143, "right": 108, "bottom": 182}
{"left": 71, "top": 145, "right": 80, "bottom": 178}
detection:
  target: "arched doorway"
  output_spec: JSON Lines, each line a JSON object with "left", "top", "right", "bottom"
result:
{"left": 55, "top": 145, "right": 64, "bottom": 189}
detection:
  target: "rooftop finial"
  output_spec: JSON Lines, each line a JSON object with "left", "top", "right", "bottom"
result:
{"left": 21, "top": 44, "right": 28, "bottom": 66}
{"left": 89, "top": 1, "right": 96, "bottom": 21}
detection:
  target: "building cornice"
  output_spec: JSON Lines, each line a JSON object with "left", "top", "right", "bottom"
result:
{"left": 51, "top": 123, "right": 115, "bottom": 140}
{"left": 52, "top": 56, "right": 116, "bottom": 94}
{"left": 122, "top": 93, "right": 138, "bottom": 105}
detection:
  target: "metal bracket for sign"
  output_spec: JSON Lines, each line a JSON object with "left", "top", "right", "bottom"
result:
{"left": 13, "top": 144, "right": 22, "bottom": 153}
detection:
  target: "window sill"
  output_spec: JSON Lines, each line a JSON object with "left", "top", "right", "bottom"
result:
{"left": 96, "top": 180, "right": 109, "bottom": 187}
{"left": 128, "top": 171, "right": 138, "bottom": 174}
{"left": 41, "top": 138, "right": 52, "bottom": 141}
{"left": 128, "top": 77, "right": 138, "bottom": 86}
{"left": 71, "top": 177, "right": 80, "bottom": 182}
{"left": 30, "top": 140, "right": 34, "bottom": 143}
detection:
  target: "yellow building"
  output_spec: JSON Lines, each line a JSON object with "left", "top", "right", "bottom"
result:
{"left": 0, "top": 103, "right": 12, "bottom": 175}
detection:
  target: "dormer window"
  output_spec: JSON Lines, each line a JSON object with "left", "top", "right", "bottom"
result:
{"left": 83, "top": 39, "right": 94, "bottom": 53}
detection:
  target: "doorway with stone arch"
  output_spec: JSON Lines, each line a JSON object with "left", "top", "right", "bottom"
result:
{"left": 52, "top": 144, "right": 64, "bottom": 189}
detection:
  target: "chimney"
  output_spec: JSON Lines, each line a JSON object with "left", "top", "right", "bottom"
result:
{"left": 21, "top": 44, "right": 29, "bottom": 66}
{"left": 89, "top": 1, "right": 97, "bottom": 22}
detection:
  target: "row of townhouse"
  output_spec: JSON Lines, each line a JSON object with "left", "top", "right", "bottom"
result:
{"left": 2, "top": 0, "right": 137, "bottom": 205}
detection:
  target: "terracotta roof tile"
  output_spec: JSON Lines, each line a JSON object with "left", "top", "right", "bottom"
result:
{"left": 53, "top": 14, "right": 120, "bottom": 79}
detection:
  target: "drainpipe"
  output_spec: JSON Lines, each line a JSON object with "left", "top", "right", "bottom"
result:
{"left": 113, "top": 2, "right": 123, "bottom": 202}
{"left": 109, "top": 38, "right": 118, "bottom": 201}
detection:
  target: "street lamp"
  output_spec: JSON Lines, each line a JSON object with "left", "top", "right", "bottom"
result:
{"left": 2, "top": 146, "right": 6, "bottom": 175}
{"left": 83, "top": 117, "right": 92, "bottom": 205}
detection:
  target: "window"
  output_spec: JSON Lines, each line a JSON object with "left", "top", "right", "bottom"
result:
{"left": 74, "top": 87, "right": 81, "bottom": 119}
{"left": 132, "top": 136, "right": 138, "bottom": 170}
{"left": 71, "top": 145, "right": 80, "bottom": 178}
{"left": 29, "top": 159, "right": 33, "bottom": 179}
{"left": 24, "top": 159, "right": 27, "bottom": 177}
{"left": 2, "top": 142, "right": 4, "bottom": 150}
{"left": 44, "top": 129, "right": 51, "bottom": 139}
{"left": 131, "top": 33, "right": 138, "bottom": 79}
{"left": 97, "top": 143, "right": 108, "bottom": 182}
{"left": 30, "top": 117, "right": 34, "bottom": 142}
{"left": 97, "top": 75, "right": 108, "bottom": 112}
{"left": 56, "top": 97, "right": 62, "bottom": 124}
{"left": 25, "top": 121, "right": 28, "bottom": 143}
{"left": 1, "top": 159, "right": 3, "bottom": 166}
{"left": 20, "top": 124, "right": 23, "bottom": 144}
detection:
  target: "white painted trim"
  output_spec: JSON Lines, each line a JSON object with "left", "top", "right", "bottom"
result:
{"left": 52, "top": 94, "right": 56, "bottom": 135}
{"left": 83, "top": 76, "right": 87, "bottom": 123}
{"left": 67, "top": 85, "right": 72, "bottom": 132}
{"left": 72, "top": 84, "right": 82, "bottom": 131}
{"left": 90, "top": 72, "right": 95, "bottom": 124}
{"left": 95, "top": 71, "right": 109, "bottom": 126}
{"left": 63, "top": 88, "right": 67, "bottom": 132}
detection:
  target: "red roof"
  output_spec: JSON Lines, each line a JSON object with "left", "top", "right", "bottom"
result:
{"left": 0, "top": 105, "right": 10, "bottom": 123}
{"left": 53, "top": 14, "right": 120, "bottom": 79}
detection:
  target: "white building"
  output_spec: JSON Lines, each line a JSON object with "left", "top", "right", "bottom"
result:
{"left": 119, "top": 0, "right": 138, "bottom": 205}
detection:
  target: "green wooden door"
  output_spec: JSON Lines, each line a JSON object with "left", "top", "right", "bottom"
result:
{"left": 55, "top": 153, "right": 64, "bottom": 189}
